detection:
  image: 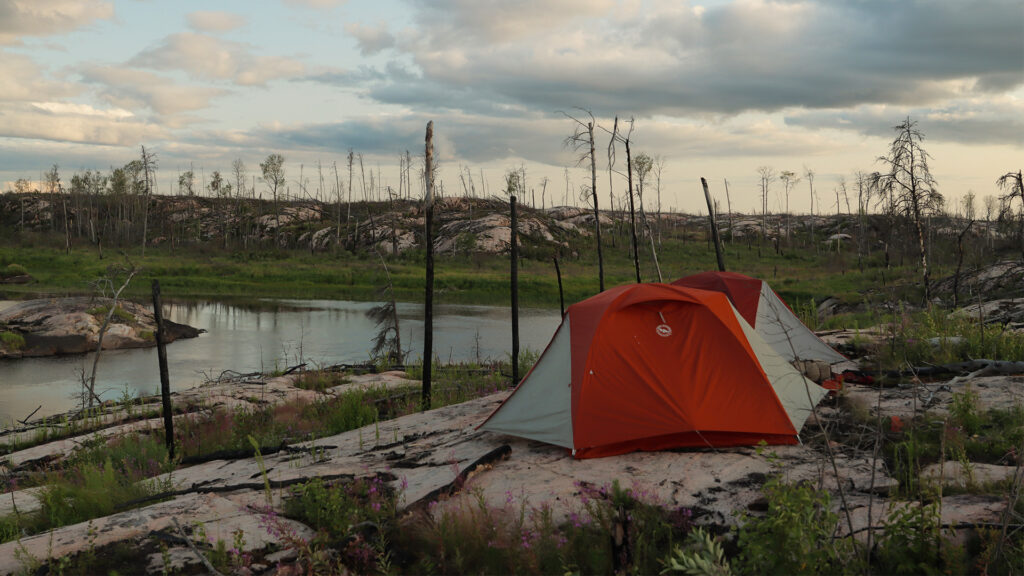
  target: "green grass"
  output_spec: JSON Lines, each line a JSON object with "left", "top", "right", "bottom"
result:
{"left": 293, "top": 369, "right": 351, "bottom": 392}
{"left": 884, "top": 401, "right": 1024, "bottom": 499}
{"left": 0, "top": 263, "right": 27, "bottom": 278}
{"left": 0, "top": 224, "right": 927, "bottom": 310}
{"left": 877, "top": 307, "right": 1024, "bottom": 368}
{"left": 0, "top": 434, "right": 173, "bottom": 544}
{"left": 85, "top": 304, "right": 136, "bottom": 323}
{"left": 278, "top": 474, "right": 690, "bottom": 576}
{"left": 0, "top": 330, "right": 25, "bottom": 350}
{"left": 176, "top": 362, "right": 515, "bottom": 462}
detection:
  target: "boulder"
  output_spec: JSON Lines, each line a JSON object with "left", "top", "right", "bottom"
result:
{"left": 0, "top": 297, "right": 202, "bottom": 358}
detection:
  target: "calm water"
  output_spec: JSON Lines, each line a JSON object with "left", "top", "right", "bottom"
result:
{"left": 0, "top": 299, "right": 561, "bottom": 428}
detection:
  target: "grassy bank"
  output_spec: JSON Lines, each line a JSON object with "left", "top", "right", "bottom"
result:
{"left": 0, "top": 233, "right": 922, "bottom": 309}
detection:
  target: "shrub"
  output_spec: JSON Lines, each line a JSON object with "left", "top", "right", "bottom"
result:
{"left": 876, "top": 500, "right": 965, "bottom": 575}
{"left": 284, "top": 476, "right": 397, "bottom": 574}
{"left": 294, "top": 369, "right": 350, "bottom": 392}
{"left": 305, "top": 390, "right": 380, "bottom": 437}
{"left": 0, "top": 331, "right": 25, "bottom": 350}
{"left": 734, "top": 478, "right": 851, "bottom": 575}
{"left": 950, "top": 385, "right": 982, "bottom": 436}
{"left": 86, "top": 304, "right": 135, "bottom": 324}
{"left": 661, "top": 527, "right": 732, "bottom": 575}
{"left": 0, "top": 436, "right": 173, "bottom": 544}
{"left": 1, "top": 263, "right": 27, "bottom": 278}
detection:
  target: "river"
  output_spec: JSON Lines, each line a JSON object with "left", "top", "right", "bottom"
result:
{"left": 0, "top": 299, "right": 562, "bottom": 428}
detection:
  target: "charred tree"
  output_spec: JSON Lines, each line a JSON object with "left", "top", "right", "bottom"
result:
{"left": 874, "top": 118, "right": 943, "bottom": 303}
{"left": 562, "top": 109, "right": 605, "bottom": 292}
{"left": 422, "top": 122, "right": 436, "bottom": 411}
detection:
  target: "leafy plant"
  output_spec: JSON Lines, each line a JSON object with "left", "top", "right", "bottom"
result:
{"left": 293, "top": 369, "right": 351, "bottom": 392}
{"left": 86, "top": 304, "right": 135, "bottom": 323}
{"left": 0, "top": 331, "right": 25, "bottom": 351}
{"left": 951, "top": 385, "right": 982, "bottom": 436}
{"left": 734, "top": 478, "right": 850, "bottom": 575}
{"left": 661, "top": 527, "right": 732, "bottom": 576}
{"left": 875, "top": 500, "right": 963, "bottom": 575}
{"left": 0, "top": 263, "right": 27, "bottom": 278}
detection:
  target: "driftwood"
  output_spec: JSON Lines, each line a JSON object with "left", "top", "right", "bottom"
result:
{"left": 282, "top": 363, "right": 307, "bottom": 375}
{"left": 172, "top": 517, "right": 225, "bottom": 576}
{"left": 861, "top": 360, "right": 1024, "bottom": 380}
{"left": 844, "top": 521, "right": 1024, "bottom": 538}
{"left": 17, "top": 405, "right": 41, "bottom": 426}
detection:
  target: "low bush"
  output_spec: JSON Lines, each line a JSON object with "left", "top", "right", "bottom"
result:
{"left": 85, "top": 304, "right": 135, "bottom": 324}
{"left": 0, "top": 331, "right": 25, "bottom": 350}
{"left": 734, "top": 477, "right": 852, "bottom": 575}
{"left": 0, "top": 434, "right": 173, "bottom": 544}
{"left": 293, "top": 369, "right": 351, "bottom": 392}
{"left": 0, "top": 263, "right": 27, "bottom": 278}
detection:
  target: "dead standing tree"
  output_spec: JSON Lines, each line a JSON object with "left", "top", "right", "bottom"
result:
{"left": 561, "top": 109, "right": 605, "bottom": 292}
{"left": 606, "top": 118, "right": 641, "bottom": 283}
{"left": 996, "top": 169, "right": 1024, "bottom": 259}
{"left": 507, "top": 171, "right": 522, "bottom": 387}
{"left": 623, "top": 120, "right": 640, "bottom": 283}
{"left": 140, "top": 146, "right": 157, "bottom": 257}
{"left": 632, "top": 151, "right": 661, "bottom": 281}
{"left": 422, "top": 122, "right": 436, "bottom": 410}
{"left": 260, "top": 154, "right": 286, "bottom": 249}
{"left": 84, "top": 264, "right": 138, "bottom": 409}
{"left": 805, "top": 167, "right": 817, "bottom": 253}
{"left": 780, "top": 170, "right": 800, "bottom": 245}
{"left": 757, "top": 166, "right": 776, "bottom": 253}
{"left": 873, "top": 117, "right": 943, "bottom": 303}
{"left": 854, "top": 170, "right": 874, "bottom": 270}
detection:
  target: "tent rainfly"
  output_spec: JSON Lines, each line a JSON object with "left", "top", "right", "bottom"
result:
{"left": 672, "top": 271, "right": 847, "bottom": 365}
{"left": 479, "top": 283, "right": 828, "bottom": 459}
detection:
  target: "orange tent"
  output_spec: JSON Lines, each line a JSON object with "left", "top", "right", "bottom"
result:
{"left": 480, "top": 283, "right": 827, "bottom": 459}
{"left": 671, "top": 271, "right": 846, "bottom": 364}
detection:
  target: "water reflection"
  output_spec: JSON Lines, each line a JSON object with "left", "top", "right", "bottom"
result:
{"left": 0, "top": 299, "right": 560, "bottom": 427}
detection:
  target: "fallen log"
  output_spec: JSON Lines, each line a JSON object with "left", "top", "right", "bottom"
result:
{"left": 853, "top": 360, "right": 1024, "bottom": 381}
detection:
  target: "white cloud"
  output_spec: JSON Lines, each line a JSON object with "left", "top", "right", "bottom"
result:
{"left": 410, "top": 0, "right": 614, "bottom": 44}
{"left": 282, "top": 0, "right": 346, "bottom": 9}
{"left": 31, "top": 101, "right": 133, "bottom": 119}
{"left": 79, "top": 65, "right": 227, "bottom": 118}
{"left": 0, "top": 49, "right": 77, "bottom": 102}
{"left": 131, "top": 32, "right": 306, "bottom": 86}
{"left": 186, "top": 11, "right": 246, "bottom": 33}
{"left": 785, "top": 96, "right": 1024, "bottom": 146}
{"left": 346, "top": 22, "right": 395, "bottom": 56}
{"left": 0, "top": 102, "right": 164, "bottom": 146}
{"left": 326, "top": 0, "right": 1024, "bottom": 143}
{"left": 0, "top": 0, "right": 114, "bottom": 45}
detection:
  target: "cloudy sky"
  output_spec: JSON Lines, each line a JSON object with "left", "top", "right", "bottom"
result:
{"left": 1, "top": 0, "right": 1021, "bottom": 213}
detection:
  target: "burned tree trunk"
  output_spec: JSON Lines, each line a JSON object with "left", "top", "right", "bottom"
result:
{"left": 953, "top": 220, "right": 974, "bottom": 308}
{"left": 625, "top": 138, "right": 640, "bottom": 283}
{"left": 151, "top": 280, "right": 175, "bottom": 459}
{"left": 702, "top": 178, "right": 726, "bottom": 272}
{"left": 510, "top": 194, "right": 520, "bottom": 387}
{"left": 422, "top": 122, "right": 435, "bottom": 411}
{"left": 588, "top": 121, "right": 605, "bottom": 292}
{"left": 553, "top": 257, "right": 565, "bottom": 316}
